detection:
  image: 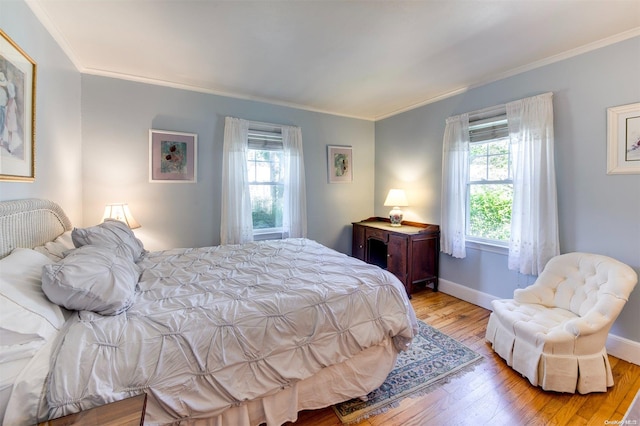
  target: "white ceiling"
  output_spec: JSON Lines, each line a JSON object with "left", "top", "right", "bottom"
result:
{"left": 27, "top": 0, "right": 640, "bottom": 120}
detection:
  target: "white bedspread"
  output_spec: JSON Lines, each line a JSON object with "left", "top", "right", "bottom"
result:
{"left": 45, "top": 239, "right": 417, "bottom": 423}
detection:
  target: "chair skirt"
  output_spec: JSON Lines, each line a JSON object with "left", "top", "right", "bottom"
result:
{"left": 486, "top": 308, "right": 613, "bottom": 394}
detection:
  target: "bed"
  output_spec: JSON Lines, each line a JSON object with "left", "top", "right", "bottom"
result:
{"left": 0, "top": 198, "right": 417, "bottom": 425}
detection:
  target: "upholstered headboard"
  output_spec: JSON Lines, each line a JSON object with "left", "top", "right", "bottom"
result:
{"left": 0, "top": 198, "right": 72, "bottom": 259}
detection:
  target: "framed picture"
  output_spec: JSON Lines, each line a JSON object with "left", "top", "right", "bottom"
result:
{"left": 0, "top": 29, "right": 36, "bottom": 182}
{"left": 149, "top": 129, "right": 198, "bottom": 183}
{"left": 607, "top": 102, "right": 640, "bottom": 175}
{"left": 327, "top": 145, "right": 353, "bottom": 183}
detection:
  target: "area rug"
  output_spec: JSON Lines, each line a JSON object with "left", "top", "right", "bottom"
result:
{"left": 332, "top": 320, "right": 483, "bottom": 424}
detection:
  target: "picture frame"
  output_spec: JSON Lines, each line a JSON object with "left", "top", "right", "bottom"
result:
{"left": 149, "top": 129, "right": 198, "bottom": 183}
{"left": 327, "top": 145, "right": 353, "bottom": 183}
{"left": 0, "top": 29, "right": 36, "bottom": 182}
{"left": 607, "top": 102, "right": 640, "bottom": 175}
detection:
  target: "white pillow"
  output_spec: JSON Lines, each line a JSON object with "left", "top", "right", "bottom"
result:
{"left": 42, "top": 245, "right": 140, "bottom": 315}
{"left": 33, "top": 231, "right": 74, "bottom": 261}
{"left": 0, "top": 248, "right": 67, "bottom": 338}
{"left": 72, "top": 219, "right": 146, "bottom": 262}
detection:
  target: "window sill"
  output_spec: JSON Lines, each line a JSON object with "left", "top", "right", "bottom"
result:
{"left": 253, "top": 228, "right": 286, "bottom": 241}
{"left": 465, "top": 238, "right": 508, "bottom": 255}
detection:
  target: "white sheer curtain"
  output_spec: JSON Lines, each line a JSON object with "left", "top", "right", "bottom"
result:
{"left": 440, "top": 113, "right": 469, "bottom": 259}
{"left": 221, "top": 118, "right": 307, "bottom": 244}
{"left": 507, "top": 92, "right": 559, "bottom": 275}
{"left": 281, "top": 126, "right": 308, "bottom": 238}
{"left": 220, "top": 117, "right": 253, "bottom": 245}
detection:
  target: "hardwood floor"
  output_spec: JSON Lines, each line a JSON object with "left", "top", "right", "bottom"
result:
{"left": 290, "top": 289, "right": 640, "bottom": 426}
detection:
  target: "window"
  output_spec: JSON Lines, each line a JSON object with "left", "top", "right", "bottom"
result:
{"left": 441, "top": 93, "right": 558, "bottom": 273}
{"left": 221, "top": 117, "right": 306, "bottom": 245}
{"left": 247, "top": 128, "right": 284, "bottom": 238}
{"left": 466, "top": 114, "right": 512, "bottom": 245}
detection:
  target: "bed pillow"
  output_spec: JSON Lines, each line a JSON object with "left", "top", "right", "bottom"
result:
{"left": 71, "top": 219, "right": 146, "bottom": 262}
{"left": 42, "top": 245, "right": 140, "bottom": 316}
{"left": 33, "top": 230, "right": 75, "bottom": 261}
{"left": 0, "top": 248, "right": 67, "bottom": 338}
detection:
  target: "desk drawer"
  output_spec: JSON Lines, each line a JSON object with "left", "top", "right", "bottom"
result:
{"left": 366, "top": 228, "right": 388, "bottom": 242}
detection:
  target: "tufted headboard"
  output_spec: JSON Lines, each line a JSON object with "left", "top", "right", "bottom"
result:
{"left": 0, "top": 198, "right": 72, "bottom": 259}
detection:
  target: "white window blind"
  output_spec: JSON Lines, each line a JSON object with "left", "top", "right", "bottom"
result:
{"left": 248, "top": 124, "right": 282, "bottom": 150}
{"left": 468, "top": 106, "right": 508, "bottom": 143}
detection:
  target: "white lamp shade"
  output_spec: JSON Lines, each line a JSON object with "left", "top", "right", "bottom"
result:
{"left": 384, "top": 189, "right": 409, "bottom": 207}
{"left": 102, "top": 203, "right": 141, "bottom": 229}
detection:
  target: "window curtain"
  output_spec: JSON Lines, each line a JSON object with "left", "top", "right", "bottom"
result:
{"left": 507, "top": 92, "right": 559, "bottom": 275}
{"left": 281, "top": 126, "right": 307, "bottom": 238}
{"left": 221, "top": 117, "right": 253, "bottom": 245}
{"left": 440, "top": 113, "right": 469, "bottom": 259}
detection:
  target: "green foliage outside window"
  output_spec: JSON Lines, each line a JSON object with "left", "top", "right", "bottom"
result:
{"left": 467, "top": 136, "right": 512, "bottom": 243}
{"left": 251, "top": 185, "right": 283, "bottom": 229}
{"left": 248, "top": 148, "right": 284, "bottom": 230}
{"left": 468, "top": 184, "right": 512, "bottom": 242}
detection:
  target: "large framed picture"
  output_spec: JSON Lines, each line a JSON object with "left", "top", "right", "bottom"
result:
{"left": 607, "top": 102, "right": 640, "bottom": 175}
{"left": 0, "top": 29, "right": 36, "bottom": 182}
{"left": 149, "top": 129, "right": 198, "bottom": 183}
{"left": 327, "top": 145, "right": 353, "bottom": 183}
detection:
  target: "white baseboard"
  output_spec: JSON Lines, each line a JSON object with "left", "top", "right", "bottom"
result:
{"left": 437, "top": 278, "right": 640, "bottom": 366}
{"left": 438, "top": 278, "right": 497, "bottom": 311}
{"left": 605, "top": 334, "right": 640, "bottom": 366}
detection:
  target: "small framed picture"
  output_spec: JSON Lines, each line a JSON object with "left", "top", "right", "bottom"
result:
{"left": 149, "top": 129, "right": 198, "bottom": 183}
{"left": 0, "top": 29, "right": 37, "bottom": 182}
{"left": 607, "top": 102, "right": 640, "bottom": 175}
{"left": 327, "top": 145, "right": 353, "bottom": 183}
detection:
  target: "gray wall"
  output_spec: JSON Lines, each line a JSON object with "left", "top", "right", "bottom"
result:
{"left": 81, "top": 75, "right": 375, "bottom": 252}
{"left": 0, "top": 1, "right": 82, "bottom": 223}
{"left": 375, "top": 36, "right": 640, "bottom": 342}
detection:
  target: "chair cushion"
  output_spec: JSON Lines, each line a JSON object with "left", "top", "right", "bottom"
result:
{"left": 490, "top": 299, "right": 578, "bottom": 353}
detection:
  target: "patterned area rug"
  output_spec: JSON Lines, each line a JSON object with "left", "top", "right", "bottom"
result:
{"left": 333, "top": 320, "right": 483, "bottom": 424}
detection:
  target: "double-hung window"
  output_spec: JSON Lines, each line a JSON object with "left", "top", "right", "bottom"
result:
{"left": 247, "top": 127, "right": 284, "bottom": 239}
{"left": 467, "top": 112, "right": 512, "bottom": 246}
{"left": 221, "top": 116, "right": 307, "bottom": 245}
{"left": 441, "top": 93, "right": 558, "bottom": 274}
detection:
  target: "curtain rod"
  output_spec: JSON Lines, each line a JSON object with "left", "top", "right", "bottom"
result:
{"left": 227, "top": 116, "right": 296, "bottom": 131}
{"left": 247, "top": 119, "right": 294, "bottom": 131}
{"left": 467, "top": 92, "right": 553, "bottom": 121}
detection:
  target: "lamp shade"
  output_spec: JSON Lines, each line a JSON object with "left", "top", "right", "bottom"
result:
{"left": 102, "top": 203, "right": 141, "bottom": 229}
{"left": 383, "top": 189, "right": 409, "bottom": 207}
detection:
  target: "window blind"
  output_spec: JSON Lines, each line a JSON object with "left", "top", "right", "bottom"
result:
{"left": 248, "top": 125, "right": 282, "bottom": 151}
{"left": 468, "top": 105, "right": 508, "bottom": 143}
{"left": 469, "top": 116, "right": 508, "bottom": 142}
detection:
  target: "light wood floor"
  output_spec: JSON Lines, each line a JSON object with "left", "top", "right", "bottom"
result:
{"left": 290, "top": 289, "right": 640, "bottom": 426}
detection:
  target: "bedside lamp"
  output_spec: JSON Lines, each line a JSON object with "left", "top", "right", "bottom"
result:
{"left": 384, "top": 189, "right": 408, "bottom": 227}
{"left": 102, "top": 203, "right": 141, "bottom": 229}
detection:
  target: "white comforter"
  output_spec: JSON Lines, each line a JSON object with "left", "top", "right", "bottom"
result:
{"left": 46, "top": 238, "right": 417, "bottom": 423}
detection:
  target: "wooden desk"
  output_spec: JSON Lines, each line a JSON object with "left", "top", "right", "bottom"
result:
{"left": 352, "top": 217, "right": 440, "bottom": 296}
{"left": 38, "top": 394, "right": 147, "bottom": 426}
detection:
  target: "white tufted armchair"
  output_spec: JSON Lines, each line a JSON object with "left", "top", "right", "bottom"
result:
{"left": 485, "top": 252, "right": 637, "bottom": 394}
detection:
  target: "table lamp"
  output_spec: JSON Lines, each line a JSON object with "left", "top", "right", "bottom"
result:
{"left": 102, "top": 203, "right": 141, "bottom": 229}
{"left": 383, "top": 189, "right": 408, "bottom": 227}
